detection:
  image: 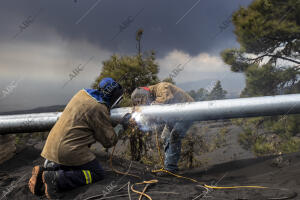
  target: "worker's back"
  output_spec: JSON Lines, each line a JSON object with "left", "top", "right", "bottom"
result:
{"left": 148, "top": 82, "right": 194, "bottom": 104}
{"left": 41, "top": 89, "right": 118, "bottom": 166}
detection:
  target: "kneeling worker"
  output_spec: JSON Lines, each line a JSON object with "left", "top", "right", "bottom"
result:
{"left": 28, "top": 77, "right": 130, "bottom": 199}
{"left": 131, "top": 82, "right": 194, "bottom": 174}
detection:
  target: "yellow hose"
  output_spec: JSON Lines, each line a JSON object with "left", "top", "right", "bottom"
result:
{"left": 152, "top": 128, "right": 269, "bottom": 190}
{"left": 109, "top": 127, "right": 269, "bottom": 200}
{"left": 130, "top": 180, "right": 158, "bottom": 200}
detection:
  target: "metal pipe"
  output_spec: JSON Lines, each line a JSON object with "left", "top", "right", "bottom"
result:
{"left": 1, "top": 94, "right": 300, "bottom": 134}
{"left": 0, "top": 113, "right": 61, "bottom": 134}
{"left": 0, "top": 112, "right": 61, "bottom": 119}
{"left": 111, "top": 94, "right": 300, "bottom": 122}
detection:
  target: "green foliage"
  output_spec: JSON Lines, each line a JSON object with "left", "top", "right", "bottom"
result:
{"left": 92, "top": 51, "right": 159, "bottom": 96}
{"left": 252, "top": 139, "right": 277, "bottom": 156}
{"left": 188, "top": 81, "right": 227, "bottom": 101}
{"left": 91, "top": 39, "right": 161, "bottom": 162}
{"left": 238, "top": 127, "right": 258, "bottom": 150}
{"left": 207, "top": 127, "right": 228, "bottom": 152}
{"left": 241, "top": 64, "right": 299, "bottom": 97}
{"left": 285, "top": 115, "right": 300, "bottom": 136}
{"left": 120, "top": 128, "right": 152, "bottom": 162}
{"left": 222, "top": 0, "right": 300, "bottom": 156}
{"left": 207, "top": 81, "right": 227, "bottom": 100}
{"left": 222, "top": 0, "right": 300, "bottom": 72}
{"left": 221, "top": 48, "right": 250, "bottom": 72}
{"left": 231, "top": 0, "right": 300, "bottom": 55}
{"left": 179, "top": 133, "right": 204, "bottom": 169}
{"left": 188, "top": 88, "right": 209, "bottom": 101}
{"left": 267, "top": 115, "right": 300, "bottom": 137}
{"left": 128, "top": 128, "right": 144, "bottom": 161}
{"left": 252, "top": 135, "right": 300, "bottom": 156}
{"left": 237, "top": 116, "right": 300, "bottom": 156}
{"left": 15, "top": 135, "right": 24, "bottom": 145}
{"left": 279, "top": 138, "right": 300, "bottom": 153}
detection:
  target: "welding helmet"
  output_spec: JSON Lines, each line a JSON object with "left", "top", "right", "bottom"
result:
{"left": 99, "top": 77, "right": 123, "bottom": 109}
{"left": 131, "top": 87, "right": 153, "bottom": 106}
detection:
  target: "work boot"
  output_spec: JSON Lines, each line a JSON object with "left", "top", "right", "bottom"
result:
{"left": 28, "top": 165, "right": 44, "bottom": 196}
{"left": 42, "top": 171, "right": 60, "bottom": 199}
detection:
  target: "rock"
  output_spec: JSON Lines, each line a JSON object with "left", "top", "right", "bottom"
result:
{"left": 271, "top": 155, "right": 291, "bottom": 168}
{"left": 0, "top": 135, "right": 16, "bottom": 164}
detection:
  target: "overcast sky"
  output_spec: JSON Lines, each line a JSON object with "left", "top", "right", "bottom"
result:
{"left": 0, "top": 0, "right": 253, "bottom": 112}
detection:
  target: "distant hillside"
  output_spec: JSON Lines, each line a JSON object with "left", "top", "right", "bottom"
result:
{"left": 0, "top": 105, "right": 65, "bottom": 115}
{"left": 178, "top": 78, "right": 243, "bottom": 99}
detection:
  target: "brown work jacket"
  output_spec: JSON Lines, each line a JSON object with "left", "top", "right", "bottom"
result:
{"left": 148, "top": 82, "right": 194, "bottom": 104}
{"left": 41, "top": 90, "right": 118, "bottom": 166}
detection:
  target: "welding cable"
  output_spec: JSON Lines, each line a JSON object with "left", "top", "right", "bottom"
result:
{"left": 152, "top": 128, "right": 273, "bottom": 190}
{"left": 109, "top": 145, "right": 158, "bottom": 200}
{"left": 204, "top": 185, "right": 268, "bottom": 189}
{"left": 110, "top": 125, "right": 274, "bottom": 199}
{"left": 130, "top": 180, "right": 158, "bottom": 200}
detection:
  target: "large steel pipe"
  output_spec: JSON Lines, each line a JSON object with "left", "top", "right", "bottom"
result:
{"left": 111, "top": 94, "right": 300, "bottom": 122}
{"left": 1, "top": 94, "right": 300, "bottom": 134}
{"left": 0, "top": 113, "right": 61, "bottom": 134}
{"left": 0, "top": 112, "right": 61, "bottom": 119}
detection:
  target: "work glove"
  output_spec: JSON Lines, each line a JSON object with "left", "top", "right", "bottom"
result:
{"left": 121, "top": 113, "right": 132, "bottom": 129}
{"left": 114, "top": 124, "right": 125, "bottom": 139}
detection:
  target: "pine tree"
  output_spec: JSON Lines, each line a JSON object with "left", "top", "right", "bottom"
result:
{"left": 221, "top": 0, "right": 300, "bottom": 155}
{"left": 92, "top": 52, "right": 159, "bottom": 106}
{"left": 207, "top": 81, "right": 227, "bottom": 100}
{"left": 221, "top": 0, "right": 300, "bottom": 97}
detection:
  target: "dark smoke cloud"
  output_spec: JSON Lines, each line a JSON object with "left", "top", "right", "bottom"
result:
{"left": 0, "top": 0, "right": 252, "bottom": 57}
{"left": 0, "top": 0, "right": 252, "bottom": 112}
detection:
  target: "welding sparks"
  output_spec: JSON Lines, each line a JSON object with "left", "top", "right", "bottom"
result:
{"left": 132, "top": 112, "right": 142, "bottom": 123}
{"left": 131, "top": 111, "right": 152, "bottom": 132}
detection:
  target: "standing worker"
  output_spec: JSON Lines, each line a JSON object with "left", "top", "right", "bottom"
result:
{"left": 28, "top": 77, "right": 130, "bottom": 199}
{"left": 131, "top": 82, "right": 194, "bottom": 174}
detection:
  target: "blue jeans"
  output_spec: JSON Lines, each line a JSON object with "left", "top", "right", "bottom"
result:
{"left": 44, "top": 159, "right": 104, "bottom": 191}
{"left": 161, "top": 122, "right": 191, "bottom": 171}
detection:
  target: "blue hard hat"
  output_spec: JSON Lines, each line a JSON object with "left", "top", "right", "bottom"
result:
{"left": 99, "top": 77, "right": 115, "bottom": 89}
{"left": 99, "top": 77, "right": 123, "bottom": 108}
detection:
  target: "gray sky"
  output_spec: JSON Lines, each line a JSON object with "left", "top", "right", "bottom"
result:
{"left": 0, "top": 0, "right": 252, "bottom": 112}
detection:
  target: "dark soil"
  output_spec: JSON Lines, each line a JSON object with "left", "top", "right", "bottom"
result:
{"left": 0, "top": 141, "right": 300, "bottom": 200}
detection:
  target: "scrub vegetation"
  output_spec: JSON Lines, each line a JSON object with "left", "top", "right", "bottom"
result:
{"left": 222, "top": 0, "right": 300, "bottom": 156}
